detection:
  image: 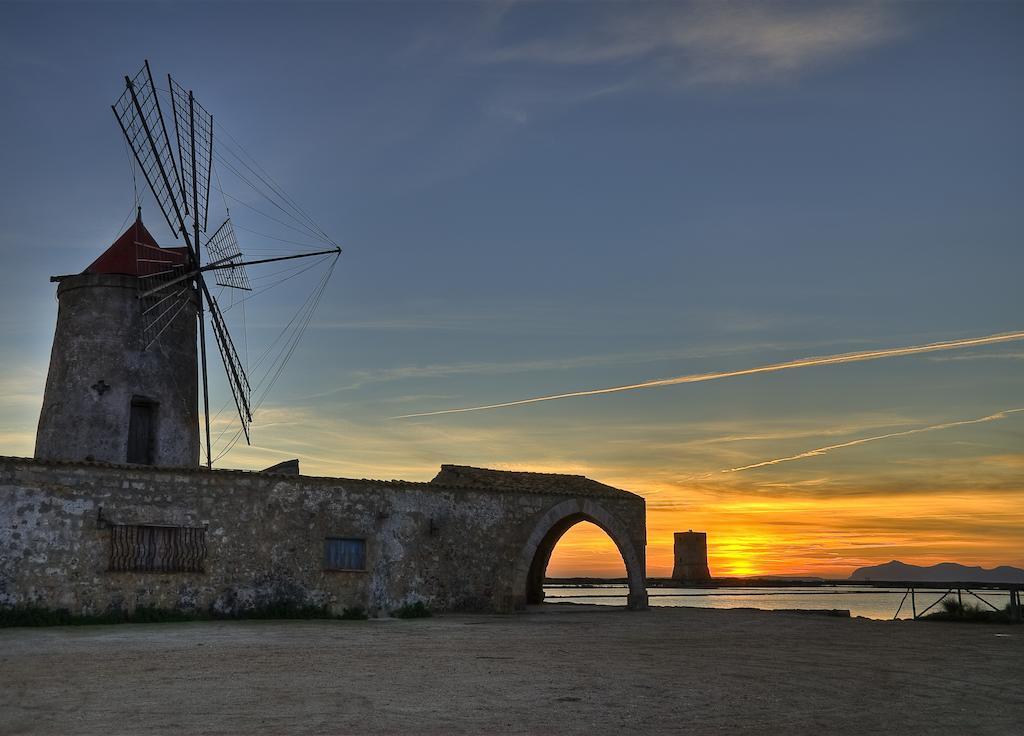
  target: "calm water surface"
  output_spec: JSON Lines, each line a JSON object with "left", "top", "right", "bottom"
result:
{"left": 543, "top": 585, "right": 1012, "bottom": 620}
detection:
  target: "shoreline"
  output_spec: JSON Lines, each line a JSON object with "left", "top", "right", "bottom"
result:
{"left": 544, "top": 583, "right": 1018, "bottom": 621}
{"left": 548, "top": 576, "right": 1024, "bottom": 589}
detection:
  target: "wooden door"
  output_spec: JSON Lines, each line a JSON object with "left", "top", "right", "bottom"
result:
{"left": 127, "top": 399, "right": 155, "bottom": 464}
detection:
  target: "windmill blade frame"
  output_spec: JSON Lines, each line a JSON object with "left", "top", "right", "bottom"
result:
{"left": 112, "top": 61, "right": 188, "bottom": 239}
{"left": 112, "top": 60, "right": 340, "bottom": 465}
{"left": 204, "top": 219, "right": 252, "bottom": 291}
{"left": 135, "top": 238, "right": 194, "bottom": 351}
{"left": 169, "top": 75, "right": 214, "bottom": 235}
{"left": 205, "top": 289, "right": 253, "bottom": 444}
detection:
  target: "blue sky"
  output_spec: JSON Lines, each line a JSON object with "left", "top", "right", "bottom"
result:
{"left": 1, "top": 1, "right": 1021, "bottom": 575}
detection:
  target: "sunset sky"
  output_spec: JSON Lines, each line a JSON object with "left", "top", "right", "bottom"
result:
{"left": 1, "top": 2, "right": 1021, "bottom": 578}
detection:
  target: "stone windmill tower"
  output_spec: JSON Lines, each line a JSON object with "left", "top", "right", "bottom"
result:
{"left": 35, "top": 216, "right": 200, "bottom": 466}
{"left": 34, "top": 61, "right": 339, "bottom": 469}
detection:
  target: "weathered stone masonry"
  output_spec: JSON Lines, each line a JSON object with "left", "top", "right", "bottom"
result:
{"left": 0, "top": 458, "right": 647, "bottom": 615}
{"left": 7, "top": 219, "right": 651, "bottom": 617}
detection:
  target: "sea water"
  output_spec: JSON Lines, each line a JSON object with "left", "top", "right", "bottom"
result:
{"left": 542, "top": 585, "right": 1013, "bottom": 620}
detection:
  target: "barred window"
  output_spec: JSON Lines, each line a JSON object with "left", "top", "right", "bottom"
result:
{"left": 109, "top": 524, "right": 206, "bottom": 573}
{"left": 324, "top": 538, "right": 366, "bottom": 571}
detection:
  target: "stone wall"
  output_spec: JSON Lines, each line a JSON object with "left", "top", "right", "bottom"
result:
{"left": 0, "top": 458, "right": 647, "bottom": 616}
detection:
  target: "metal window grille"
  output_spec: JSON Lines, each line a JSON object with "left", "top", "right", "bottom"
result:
{"left": 324, "top": 538, "right": 366, "bottom": 571}
{"left": 109, "top": 524, "right": 207, "bottom": 573}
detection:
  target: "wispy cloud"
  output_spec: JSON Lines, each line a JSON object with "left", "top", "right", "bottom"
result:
{"left": 306, "top": 315, "right": 505, "bottom": 332}
{"left": 723, "top": 408, "right": 1024, "bottom": 473}
{"left": 393, "top": 330, "right": 1024, "bottom": 418}
{"left": 681, "top": 415, "right": 923, "bottom": 447}
{"left": 308, "top": 340, "right": 794, "bottom": 398}
{"left": 928, "top": 351, "right": 1024, "bottom": 363}
{"left": 486, "top": 2, "right": 905, "bottom": 87}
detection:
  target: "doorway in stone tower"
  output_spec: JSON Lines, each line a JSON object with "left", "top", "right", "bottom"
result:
{"left": 127, "top": 397, "right": 158, "bottom": 465}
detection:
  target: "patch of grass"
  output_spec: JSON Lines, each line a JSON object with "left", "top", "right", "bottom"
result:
{"left": 922, "top": 597, "right": 1019, "bottom": 624}
{"left": 392, "top": 601, "right": 432, "bottom": 619}
{"left": 0, "top": 602, "right": 368, "bottom": 628}
{"left": 215, "top": 601, "right": 336, "bottom": 621}
{"left": 0, "top": 605, "right": 192, "bottom": 628}
{"left": 340, "top": 606, "right": 369, "bottom": 620}
{"left": 940, "top": 597, "right": 972, "bottom": 616}
{"left": 129, "top": 605, "right": 195, "bottom": 623}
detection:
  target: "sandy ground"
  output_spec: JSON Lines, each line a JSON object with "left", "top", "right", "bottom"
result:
{"left": 0, "top": 605, "right": 1021, "bottom": 736}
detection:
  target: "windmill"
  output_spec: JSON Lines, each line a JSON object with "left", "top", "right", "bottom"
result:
{"left": 112, "top": 60, "right": 340, "bottom": 468}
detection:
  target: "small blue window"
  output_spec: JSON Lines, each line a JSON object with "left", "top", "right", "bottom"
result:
{"left": 324, "top": 538, "right": 366, "bottom": 571}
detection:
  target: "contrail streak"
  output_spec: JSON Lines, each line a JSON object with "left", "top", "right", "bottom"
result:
{"left": 723, "top": 408, "right": 1024, "bottom": 473}
{"left": 392, "top": 330, "right": 1024, "bottom": 419}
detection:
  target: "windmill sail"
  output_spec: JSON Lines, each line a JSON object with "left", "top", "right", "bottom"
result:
{"left": 112, "top": 62, "right": 187, "bottom": 238}
{"left": 169, "top": 75, "right": 214, "bottom": 234}
{"left": 113, "top": 60, "right": 339, "bottom": 464}
{"left": 206, "top": 291, "right": 252, "bottom": 443}
{"left": 204, "top": 219, "right": 252, "bottom": 291}
{"left": 137, "top": 241, "right": 194, "bottom": 350}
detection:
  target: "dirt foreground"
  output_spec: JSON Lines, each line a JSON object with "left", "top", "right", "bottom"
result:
{"left": 1, "top": 605, "right": 1021, "bottom": 735}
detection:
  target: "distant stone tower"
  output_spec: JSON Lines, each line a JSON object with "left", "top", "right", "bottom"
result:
{"left": 672, "top": 530, "right": 712, "bottom": 583}
{"left": 34, "top": 218, "right": 200, "bottom": 466}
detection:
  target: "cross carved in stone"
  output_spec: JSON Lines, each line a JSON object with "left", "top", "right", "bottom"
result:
{"left": 92, "top": 380, "right": 111, "bottom": 395}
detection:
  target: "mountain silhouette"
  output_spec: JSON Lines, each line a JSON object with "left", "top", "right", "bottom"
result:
{"left": 849, "top": 560, "right": 1024, "bottom": 583}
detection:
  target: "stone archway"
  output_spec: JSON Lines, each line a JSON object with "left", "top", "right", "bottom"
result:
{"left": 514, "top": 498, "right": 648, "bottom": 610}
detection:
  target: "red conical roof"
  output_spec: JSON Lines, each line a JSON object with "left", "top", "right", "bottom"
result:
{"left": 84, "top": 217, "right": 190, "bottom": 276}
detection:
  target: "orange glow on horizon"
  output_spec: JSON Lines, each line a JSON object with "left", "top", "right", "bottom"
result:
{"left": 546, "top": 489, "right": 1024, "bottom": 580}
{"left": 202, "top": 404, "right": 1024, "bottom": 581}
{"left": 546, "top": 522, "right": 626, "bottom": 578}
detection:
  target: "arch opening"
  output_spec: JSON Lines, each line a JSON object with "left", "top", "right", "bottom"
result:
{"left": 516, "top": 499, "right": 648, "bottom": 610}
{"left": 528, "top": 517, "right": 622, "bottom": 605}
{"left": 546, "top": 520, "right": 627, "bottom": 579}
